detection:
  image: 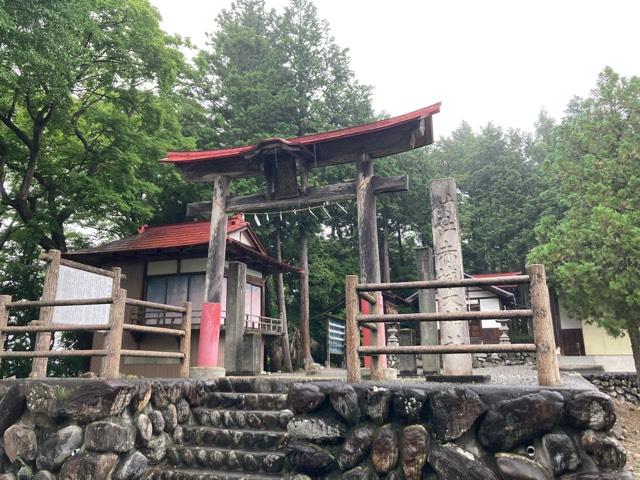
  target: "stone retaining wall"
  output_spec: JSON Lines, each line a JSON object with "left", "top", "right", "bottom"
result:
{"left": 285, "top": 381, "right": 631, "bottom": 479}
{"left": 583, "top": 372, "right": 640, "bottom": 404}
{"left": 0, "top": 378, "right": 632, "bottom": 479}
{"left": 472, "top": 351, "right": 537, "bottom": 368}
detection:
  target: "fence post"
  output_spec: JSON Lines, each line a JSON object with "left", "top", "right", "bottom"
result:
{"left": 100, "top": 288, "right": 126, "bottom": 379}
{"left": 527, "top": 264, "right": 561, "bottom": 386}
{"left": 0, "top": 295, "right": 11, "bottom": 368}
{"left": 345, "top": 275, "right": 361, "bottom": 383}
{"left": 31, "top": 249, "right": 61, "bottom": 378}
{"left": 180, "top": 301, "right": 192, "bottom": 378}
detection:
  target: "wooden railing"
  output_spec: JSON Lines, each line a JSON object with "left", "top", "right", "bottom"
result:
{"left": 0, "top": 250, "right": 192, "bottom": 379}
{"left": 244, "top": 313, "right": 283, "bottom": 335}
{"left": 344, "top": 264, "right": 561, "bottom": 386}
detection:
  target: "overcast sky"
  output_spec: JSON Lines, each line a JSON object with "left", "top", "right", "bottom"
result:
{"left": 151, "top": 0, "right": 640, "bottom": 138}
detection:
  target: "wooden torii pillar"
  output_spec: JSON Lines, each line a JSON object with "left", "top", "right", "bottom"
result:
{"left": 197, "top": 175, "right": 229, "bottom": 374}
{"left": 356, "top": 154, "right": 386, "bottom": 378}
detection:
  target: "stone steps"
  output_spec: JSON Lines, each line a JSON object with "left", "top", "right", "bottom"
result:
{"left": 145, "top": 466, "right": 285, "bottom": 480}
{"left": 192, "top": 408, "right": 292, "bottom": 431}
{"left": 205, "top": 392, "right": 288, "bottom": 411}
{"left": 181, "top": 425, "right": 287, "bottom": 450}
{"left": 167, "top": 445, "right": 286, "bottom": 473}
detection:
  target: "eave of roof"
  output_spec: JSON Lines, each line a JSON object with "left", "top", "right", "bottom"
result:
{"left": 162, "top": 103, "right": 441, "bottom": 165}
{"left": 63, "top": 218, "right": 299, "bottom": 274}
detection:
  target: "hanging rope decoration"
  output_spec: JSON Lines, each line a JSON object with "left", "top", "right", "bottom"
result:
{"left": 245, "top": 201, "right": 351, "bottom": 225}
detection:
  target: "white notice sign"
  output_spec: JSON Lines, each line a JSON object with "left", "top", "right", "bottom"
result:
{"left": 52, "top": 265, "right": 113, "bottom": 326}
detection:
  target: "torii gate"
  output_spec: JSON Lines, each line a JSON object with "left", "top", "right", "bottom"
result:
{"left": 162, "top": 103, "right": 441, "bottom": 379}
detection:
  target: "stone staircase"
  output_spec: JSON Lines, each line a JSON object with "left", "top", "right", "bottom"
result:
{"left": 146, "top": 385, "right": 292, "bottom": 479}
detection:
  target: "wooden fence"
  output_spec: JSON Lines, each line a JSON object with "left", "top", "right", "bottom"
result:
{"left": 344, "top": 264, "right": 561, "bottom": 386}
{"left": 0, "top": 250, "right": 192, "bottom": 379}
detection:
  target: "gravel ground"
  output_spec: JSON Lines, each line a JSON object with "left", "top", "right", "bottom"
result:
{"left": 472, "top": 365, "right": 595, "bottom": 389}
{"left": 270, "top": 365, "right": 596, "bottom": 389}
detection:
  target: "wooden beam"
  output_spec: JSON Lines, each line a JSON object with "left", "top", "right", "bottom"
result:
{"left": 100, "top": 288, "right": 126, "bottom": 379}
{"left": 4, "top": 324, "right": 111, "bottom": 333}
{"left": 357, "top": 275, "right": 531, "bottom": 291}
{"left": 31, "top": 249, "right": 61, "bottom": 378}
{"left": 359, "top": 309, "right": 533, "bottom": 323}
{"left": 299, "top": 228, "right": 314, "bottom": 367}
{"left": 125, "top": 298, "right": 186, "bottom": 313}
{"left": 0, "top": 350, "right": 108, "bottom": 358}
{"left": 187, "top": 175, "right": 408, "bottom": 217}
{"left": 224, "top": 262, "right": 247, "bottom": 374}
{"left": 345, "top": 275, "right": 361, "bottom": 383}
{"left": 120, "top": 350, "right": 184, "bottom": 358}
{"left": 10, "top": 298, "right": 114, "bottom": 308}
{"left": 0, "top": 295, "right": 11, "bottom": 370}
{"left": 179, "top": 301, "right": 192, "bottom": 378}
{"left": 275, "top": 232, "right": 293, "bottom": 372}
{"left": 528, "top": 264, "right": 561, "bottom": 386}
{"left": 359, "top": 343, "right": 537, "bottom": 355}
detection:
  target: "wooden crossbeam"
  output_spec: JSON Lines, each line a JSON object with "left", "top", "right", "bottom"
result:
{"left": 187, "top": 175, "right": 408, "bottom": 217}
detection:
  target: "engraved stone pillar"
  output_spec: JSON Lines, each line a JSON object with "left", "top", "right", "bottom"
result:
{"left": 430, "top": 178, "right": 473, "bottom": 375}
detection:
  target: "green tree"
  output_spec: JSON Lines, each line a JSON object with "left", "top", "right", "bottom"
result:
{"left": 192, "top": 0, "right": 375, "bottom": 356}
{"left": 430, "top": 123, "right": 547, "bottom": 273}
{"left": 529, "top": 67, "right": 640, "bottom": 377}
{"left": 0, "top": 0, "right": 194, "bottom": 252}
{"left": 0, "top": 0, "right": 200, "bottom": 377}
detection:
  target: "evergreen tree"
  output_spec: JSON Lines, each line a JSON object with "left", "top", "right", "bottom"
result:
{"left": 530, "top": 68, "right": 640, "bottom": 378}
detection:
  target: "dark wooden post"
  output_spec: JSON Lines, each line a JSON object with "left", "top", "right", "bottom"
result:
{"left": 299, "top": 228, "right": 313, "bottom": 367}
{"left": 276, "top": 232, "right": 293, "bottom": 372}
{"left": 224, "top": 262, "right": 246, "bottom": 374}
{"left": 430, "top": 178, "right": 472, "bottom": 375}
{"left": 205, "top": 176, "right": 230, "bottom": 304}
{"left": 381, "top": 228, "right": 391, "bottom": 283}
{"left": 100, "top": 288, "right": 126, "bottom": 379}
{"left": 199, "top": 175, "right": 229, "bottom": 369}
{"left": 345, "top": 275, "right": 361, "bottom": 383}
{"left": 180, "top": 301, "right": 192, "bottom": 378}
{"left": 356, "top": 154, "right": 385, "bottom": 380}
{"left": 528, "top": 264, "right": 561, "bottom": 386}
{"left": 31, "top": 249, "right": 61, "bottom": 378}
{"left": 416, "top": 246, "right": 441, "bottom": 374}
{"left": 0, "top": 295, "right": 11, "bottom": 368}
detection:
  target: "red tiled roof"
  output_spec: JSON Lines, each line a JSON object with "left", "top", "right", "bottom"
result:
{"left": 163, "top": 103, "right": 441, "bottom": 164}
{"left": 470, "top": 271, "right": 523, "bottom": 289}
{"left": 67, "top": 214, "right": 258, "bottom": 255}
{"left": 470, "top": 271, "right": 523, "bottom": 278}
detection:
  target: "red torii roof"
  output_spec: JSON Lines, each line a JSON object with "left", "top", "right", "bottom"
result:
{"left": 162, "top": 103, "right": 441, "bottom": 166}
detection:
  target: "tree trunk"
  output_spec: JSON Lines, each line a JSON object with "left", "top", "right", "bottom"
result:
{"left": 381, "top": 227, "right": 391, "bottom": 284}
{"left": 627, "top": 317, "right": 640, "bottom": 383}
{"left": 299, "top": 228, "right": 314, "bottom": 367}
{"left": 276, "top": 231, "right": 293, "bottom": 372}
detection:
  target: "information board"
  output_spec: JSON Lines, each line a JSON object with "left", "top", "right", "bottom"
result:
{"left": 52, "top": 265, "right": 113, "bottom": 326}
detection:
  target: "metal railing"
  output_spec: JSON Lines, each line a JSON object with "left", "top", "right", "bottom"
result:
{"left": 0, "top": 250, "right": 192, "bottom": 379}
{"left": 344, "top": 264, "right": 560, "bottom": 386}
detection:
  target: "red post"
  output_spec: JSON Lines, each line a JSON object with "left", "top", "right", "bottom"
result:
{"left": 198, "top": 302, "right": 222, "bottom": 367}
{"left": 360, "top": 299, "right": 372, "bottom": 368}
{"left": 359, "top": 296, "right": 387, "bottom": 370}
